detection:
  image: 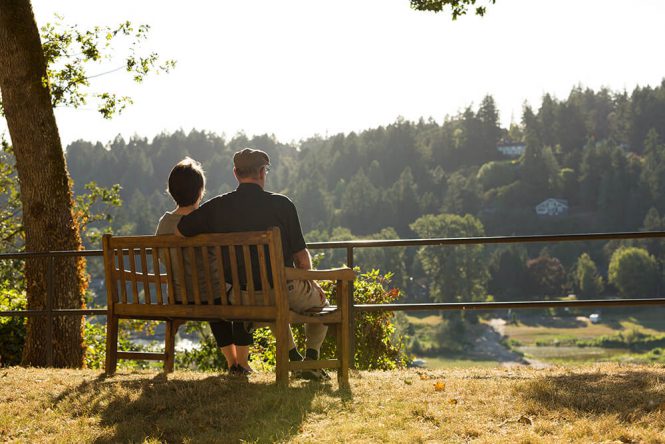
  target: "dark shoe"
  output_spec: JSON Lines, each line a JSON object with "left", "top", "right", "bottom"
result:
{"left": 293, "top": 358, "right": 331, "bottom": 381}
{"left": 229, "top": 364, "right": 253, "bottom": 377}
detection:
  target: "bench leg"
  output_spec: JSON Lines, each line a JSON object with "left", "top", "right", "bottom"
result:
{"left": 105, "top": 314, "right": 119, "bottom": 375}
{"left": 274, "top": 319, "right": 290, "bottom": 386}
{"left": 164, "top": 319, "right": 177, "bottom": 373}
{"left": 337, "top": 323, "right": 350, "bottom": 388}
{"left": 338, "top": 280, "right": 351, "bottom": 388}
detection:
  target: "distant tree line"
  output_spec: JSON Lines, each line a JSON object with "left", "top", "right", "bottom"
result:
{"left": 63, "top": 81, "right": 665, "bottom": 305}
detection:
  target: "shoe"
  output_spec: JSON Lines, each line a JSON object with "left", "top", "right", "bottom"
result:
{"left": 229, "top": 364, "right": 253, "bottom": 377}
{"left": 293, "top": 358, "right": 331, "bottom": 381}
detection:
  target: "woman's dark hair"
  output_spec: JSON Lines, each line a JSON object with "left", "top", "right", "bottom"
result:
{"left": 167, "top": 157, "right": 206, "bottom": 207}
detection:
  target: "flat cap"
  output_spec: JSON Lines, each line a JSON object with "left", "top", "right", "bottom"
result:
{"left": 233, "top": 148, "right": 270, "bottom": 171}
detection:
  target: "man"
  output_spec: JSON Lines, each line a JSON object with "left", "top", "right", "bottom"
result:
{"left": 176, "top": 148, "right": 330, "bottom": 380}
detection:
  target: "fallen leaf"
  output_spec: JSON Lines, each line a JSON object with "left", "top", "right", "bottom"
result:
{"left": 448, "top": 398, "right": 458, "bottom": 405}
{"left": 433, "top": 381, "right": 445, "bottom": 391}
{"left": 419, "top": 374, "right": 430, "bottom": 380}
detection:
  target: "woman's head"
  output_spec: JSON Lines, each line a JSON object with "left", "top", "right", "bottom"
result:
{"left": 167, "top": 157, "right": 206, "bottom": 207}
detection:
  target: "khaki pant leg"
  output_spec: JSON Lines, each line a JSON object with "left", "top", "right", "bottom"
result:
{"left": 287, "top": 280, "right": 329, "bottom": 353}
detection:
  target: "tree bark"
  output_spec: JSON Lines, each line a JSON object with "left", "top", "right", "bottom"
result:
{"left": 0, "top": 0, "right": 86, "bottom": 367}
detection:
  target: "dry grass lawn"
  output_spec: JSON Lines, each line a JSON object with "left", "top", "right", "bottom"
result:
{"left": 2, "top": 364, "right": 665, "bottom": 443}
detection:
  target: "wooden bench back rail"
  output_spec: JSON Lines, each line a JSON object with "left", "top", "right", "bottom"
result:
{"left": 102, "top": 228, "right": 355, "bottom": 387}
{"left": 105, "top": 231, "right": 280, "bottom": 309}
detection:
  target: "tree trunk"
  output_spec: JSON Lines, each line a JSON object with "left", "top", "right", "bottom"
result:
{"left": 0, "top": 0, "right": 86, "bottom": 367}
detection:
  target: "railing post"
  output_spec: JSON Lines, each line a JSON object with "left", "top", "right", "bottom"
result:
{"left": 346, "top": 246, "right": 355, "bottom": 369}
{"left": 46, "top": 255, "right": 54, "bottom": 367}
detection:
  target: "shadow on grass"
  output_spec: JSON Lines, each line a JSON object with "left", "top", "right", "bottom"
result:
{"left": 519, "top": 370, "right": 665, "bottom": 419}
{"left": 53, "top": 372, "right": 352, "bottom": 443}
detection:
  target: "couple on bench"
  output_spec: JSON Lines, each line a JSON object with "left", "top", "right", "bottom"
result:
{"left": 155, "top": 149, "right": 330, "bottom": 381}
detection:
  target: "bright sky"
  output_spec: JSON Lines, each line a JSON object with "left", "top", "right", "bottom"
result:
{"left": 9, "top": 0, "right": 665, "bottom": 146}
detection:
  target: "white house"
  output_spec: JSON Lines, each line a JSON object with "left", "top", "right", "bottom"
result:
{"left": 497, "top": 143, "right": 526, "bottom": 157}
{"left": 535, "top": 198, "right": 569, "bottom": 216}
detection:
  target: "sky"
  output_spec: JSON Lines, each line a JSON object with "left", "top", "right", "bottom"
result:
{"left": 6, "top": 0, "right": 665, "bottom": 147}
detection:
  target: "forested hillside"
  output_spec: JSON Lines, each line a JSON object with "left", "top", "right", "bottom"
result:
{"left": 64, "top": 81, "right": 665, "bottom": 303}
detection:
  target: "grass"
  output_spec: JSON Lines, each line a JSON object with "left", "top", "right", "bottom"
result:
{"left": 3, "top": 364, "right": 665, "bottom": 443}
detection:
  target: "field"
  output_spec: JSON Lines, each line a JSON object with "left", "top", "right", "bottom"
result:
{"left": 2, "top": 364, "right": 665, "bottom": 443}
{"left": 405, "top": 308, "right": 665, "bottom": 368}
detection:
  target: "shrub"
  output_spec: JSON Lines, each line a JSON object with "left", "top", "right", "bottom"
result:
{"left": 0, "top": 287, "right": 26, "bottom": 366}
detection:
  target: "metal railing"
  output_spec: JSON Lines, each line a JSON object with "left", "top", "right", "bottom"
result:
{"left": 3, "top": 230, "right": 665, "bottom": 366}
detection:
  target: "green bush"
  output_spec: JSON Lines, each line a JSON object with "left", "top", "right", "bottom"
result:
{"left": 0, "top": 287, "right": 26, "bottom": 366}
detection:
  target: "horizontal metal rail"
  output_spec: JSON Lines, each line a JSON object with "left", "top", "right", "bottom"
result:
{"left": 0, "top": 309, "right": 107, "bottom": 317}
{"left": 355, "top": 298, "right": 665, "bottom": 312}
{"left": 307, "top": 230, "right": 665, "bottom": 249}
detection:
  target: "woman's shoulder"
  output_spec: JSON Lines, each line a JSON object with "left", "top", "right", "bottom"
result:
{"left": 155, "top": 212, "right": 183, "bottom": 235}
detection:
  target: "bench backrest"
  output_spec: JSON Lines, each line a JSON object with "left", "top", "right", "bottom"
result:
{"left": 102, "top": 228, "right": 289, "bottom": 318}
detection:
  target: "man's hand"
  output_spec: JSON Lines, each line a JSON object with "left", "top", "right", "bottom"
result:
{"left": 311, "top": 280, "right": 327, "bottom": 306}
{"left": 293, "top": 248, "right": 327, "bottom": 305}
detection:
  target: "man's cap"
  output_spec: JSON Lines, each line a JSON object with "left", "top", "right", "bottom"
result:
{"left": 233, "top": 148, "right": 270, "bottom": 171}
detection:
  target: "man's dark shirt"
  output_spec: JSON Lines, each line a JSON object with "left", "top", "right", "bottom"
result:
{"left": 177, "top": 183, "right": 306, "bottom": 287}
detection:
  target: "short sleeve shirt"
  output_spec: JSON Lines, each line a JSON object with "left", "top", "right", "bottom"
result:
{"left": 177, "top": 183, "right": 307, "bottom": 267}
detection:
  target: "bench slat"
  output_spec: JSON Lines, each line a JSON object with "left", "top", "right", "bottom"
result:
{"left": 110, "top": 232, "right": 273, "bottom": 248}
{"left": 115, "top": 303, "right": 277, "bottom": 321}
{"left": 128, "top": 249, "right": 139, "bottom": 303}
{"left": 164, "top": 247, "right": 176, "bottom": 305}
{"left": 201, "top": 247, "right": 215, "bottom": 305}
{"left": 229, "top": 246, "right": 241, "bottom": 305}
{"left": 116, "top": 249, "right": 127, "bottom": 304}
{"left": 140, "top": 247, "right": 151, "bottom": 304}
{"left": 175, "top": 247, "right": 188, "bottom": 305}
{"left": 214, "top": 246, "right": 228, "bottom": 305}
{"left": 257, "top": 244, "right": 271, "bottom": 306}
{"left": 188, "top": 246, "right": 202, "bottom": 305}
{"left": 152, "top": 247, "right": 164, "bottom": 304}
{"left": 242, "top": 244, "right": 256, "bottom": 305}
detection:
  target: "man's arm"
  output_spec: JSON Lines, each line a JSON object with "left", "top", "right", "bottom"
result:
{"left": 177, "top": 199, "right": 214, "bottom": 237}
{"left": 293, "top": 248, "right": 313, "bottom": 270}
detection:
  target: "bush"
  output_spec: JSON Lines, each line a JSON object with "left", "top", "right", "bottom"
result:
{"left": 0, "top": 288, "right": 26, "bottom": 366}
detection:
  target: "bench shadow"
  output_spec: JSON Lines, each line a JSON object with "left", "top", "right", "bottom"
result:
{"left": 53, "top": 372, "right": 352, "bottom": 443}
{"left": 519, "top": 370, "right": 665, "bottom": 419}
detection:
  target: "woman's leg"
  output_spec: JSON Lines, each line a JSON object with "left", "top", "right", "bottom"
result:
{"left": 233, "top": 321, "right": 254, "bottom": 371}
{"left": 220, "top": 344, "right": 238, "bottom": 367}
{"left": 209, "top": 320, "right": 237, "bottom": 368}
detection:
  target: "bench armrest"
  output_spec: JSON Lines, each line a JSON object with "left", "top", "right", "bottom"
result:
{"left": 284, "top": 267, "right": 355, "bottom": 281}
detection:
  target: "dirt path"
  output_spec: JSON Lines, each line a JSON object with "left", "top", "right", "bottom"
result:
{"left": 472, "top": 319, "right": 549, "bottom": 369}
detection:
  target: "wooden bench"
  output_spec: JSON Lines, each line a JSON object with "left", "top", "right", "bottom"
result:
{"left": 102, "top": 228, "right": 355, "bottom": 386}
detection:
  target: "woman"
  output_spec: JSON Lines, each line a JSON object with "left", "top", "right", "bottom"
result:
{"left": 155, "top": 157, "right": 253, "bottom": 375}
